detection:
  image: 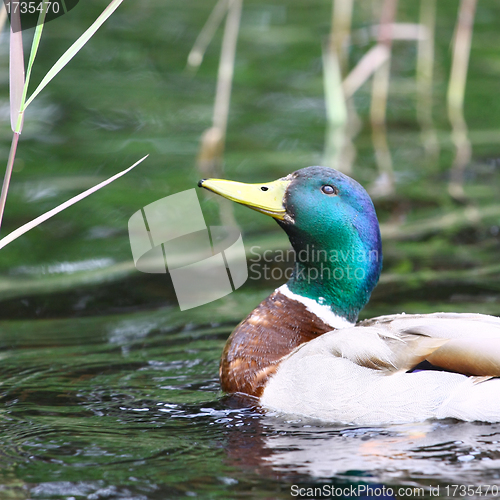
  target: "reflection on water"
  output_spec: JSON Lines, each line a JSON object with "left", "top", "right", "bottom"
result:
{"left": 255, "top": 417, "right": 500, "bottom": 483}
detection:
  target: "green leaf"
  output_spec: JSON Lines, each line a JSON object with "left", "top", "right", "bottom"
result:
{"left": 23, "top": 0, "right": 124, "bottom": 110}
{"left": 14, "top": 1, "right": 49, "bottom": 133}
{"left": 0, "top": 154, "right": 148, "bottom": 250}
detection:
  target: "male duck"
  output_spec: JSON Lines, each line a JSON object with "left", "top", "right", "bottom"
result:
{"left": 199, "top": 166, "right": 500, "bottom": 424}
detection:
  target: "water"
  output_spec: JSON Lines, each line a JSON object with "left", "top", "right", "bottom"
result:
{"left": 0, "top": 1, "right": 499, "bottom": 498}
{"left": 1, "top": 311, "right": 500, "bottom": 499}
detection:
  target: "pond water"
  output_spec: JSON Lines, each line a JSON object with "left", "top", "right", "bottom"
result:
{"left": 0, "top": 1, "right": 499, "bottom": 498}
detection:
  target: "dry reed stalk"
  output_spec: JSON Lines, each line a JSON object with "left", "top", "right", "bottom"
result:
{"left": 197, "top": 0, "right": 242, "bottom": 178}
{"left": 345, "top": 22, "right": 425, "bottom": 98}
{"left": 447, "top": 0, "right": 477, "bottom": 200}
{"left": 368, "top": 22, "right": 424, "bottom": 41}
{"left": 187, "top": 0, "right": 231, "bottom": 70}
{"left": 212, "top": 0, "right": 242, "bottom": 146}
{"left": 370, "top": 0, "right": 398, "bottom": 197}
{"left": 323, "top": 0, "right": 360, "bottom": 175}
{"left": 416, "top": 0, "right": 439, "bottom": 165}
{"left": 323, "top": 44, "right": 349, "bottom": 173}
{"left": 197, "top": 0, "right": 242, "bottom": 227}
{"left": 330, "top": 0, "right": 354, "bottom": 73}
{"left": 342, "top": 44, "right": 390, "bottom": 99}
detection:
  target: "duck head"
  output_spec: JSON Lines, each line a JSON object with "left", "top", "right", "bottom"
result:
{"left": 199, "top": 166, "right": 382, "bottom": 323}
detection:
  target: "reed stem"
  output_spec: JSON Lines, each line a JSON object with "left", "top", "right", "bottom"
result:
{"left": 416, "top": 0, "right": 439, "bottom": 165}
{"left": 447, "top": 0, "right": 477, "bottom": 200}
{"left": 197, "top": 0, "right": 242, "bottom": 228}
{"left": 213, "top": 0, "right": 242, "bottom": 138}
{"left": 330, "top": 0, "right": 354, "bottom": 73}
{"left": 0, "top": 132, "right": 19, "bottom": 231}
{"left": 197, "top": 0, "right": 242, "bottom": 176}
{"left": 325, "top": 0, "right": 359, "bottom": 175}
{"left": 370, "top": 0, "right": 398, "bottom": 196}
{"left": 187, "top": 0, "right": 230, "bottom": 70}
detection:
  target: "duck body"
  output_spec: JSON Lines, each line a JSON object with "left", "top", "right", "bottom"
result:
{"left": 199, "top": 167, "right": 500, "bottom": 424}
{"left": 261, "top": 306, "right": 500, "bottom": 424}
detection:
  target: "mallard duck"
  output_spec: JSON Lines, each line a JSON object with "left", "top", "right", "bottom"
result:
{"left": 198, "top": 166, "right": 500, "bottom": 424}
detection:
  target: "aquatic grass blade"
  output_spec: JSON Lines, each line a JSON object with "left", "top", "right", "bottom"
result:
{"left": 1, "top": 3, "right": 52, "bottom": 231}
{"left": 24, "top": 0, "right": 124, "bottom": 110}
{"left": 0, "top": 155, "right": 148, "bottom": 250}
{"left": 14, "top": 0, "right": 49, "bottom": 133}
{"left": 9, "top": 7, "right": 24, "bottom": 132}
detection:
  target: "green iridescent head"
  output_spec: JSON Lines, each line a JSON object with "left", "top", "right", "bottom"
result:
{"left": 199, "top": 166, "right": 383, "bottom": 322}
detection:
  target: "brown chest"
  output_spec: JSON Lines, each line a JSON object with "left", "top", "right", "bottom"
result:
{"left": 219, "top": 290, "right": 334, "bottom": 397}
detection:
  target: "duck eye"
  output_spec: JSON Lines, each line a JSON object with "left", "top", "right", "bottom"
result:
{"left": 261, "top": 186, "right": 269, "bottom": 192}
{"left": 321, "top": 185, "right": 337, "bottom": 195}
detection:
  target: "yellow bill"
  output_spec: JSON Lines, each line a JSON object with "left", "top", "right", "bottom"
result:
{"left": 198, "top": 177, "right": 290, "bottom": 220}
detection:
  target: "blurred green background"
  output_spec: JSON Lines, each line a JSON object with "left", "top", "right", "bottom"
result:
{"left": 0, "top": 0, "right": 499, "bottom": 320}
